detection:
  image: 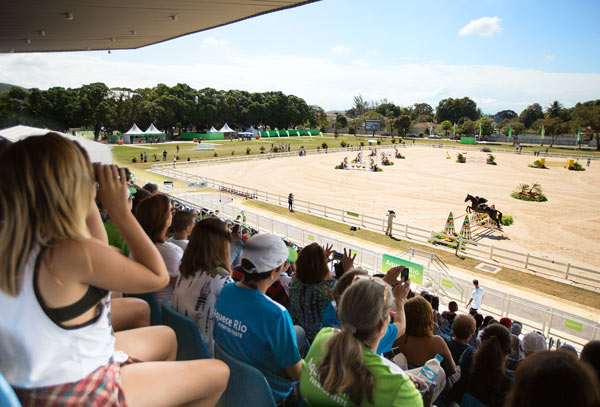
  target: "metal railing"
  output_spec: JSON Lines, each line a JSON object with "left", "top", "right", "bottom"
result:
{"left": 150, "top": 167, "right": 600, "bottom": 288}
{"left": 163, "top": 190, "right": 599, "bottom": 350}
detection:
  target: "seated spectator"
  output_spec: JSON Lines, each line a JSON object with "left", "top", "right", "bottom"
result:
{"left": 300, "top": 277, "right": 422, "bottom": 407}
{"left": 103, "top": 187, "right": 134, "bottom": 256}
{"left": 321, "top": 266, "right": 409, "bottom": 355}
{"left": 0, "top": 134, "right": 228, "bottom": 406}
{"left": 231, "top": 245, "right": 297, "bottom": 308}
{"left": 445, "top": 314, "right": 476, "bottom": 364}
{"left": 468, "top": 313, "right": 484, "bottom": 348}
{"left": 441, "top": 301, "right": 458, "bottom": 326}
{"left": 505, "top": 351, "right": 600, "bottom": 406}
{"left": 559, "top": 343, "right": 578, "bottom": 356}
{"left": 143, "top": 182, "right": 159, "bottom": 195}
{"left": 168, "top": 210, "right": 195, "bottom": 251}
{"left": 499, "top": 317, "right": 512, "bottom": 330}
{"left": 522, "top": 331, "right": 547, "bottom": 358}
{"left": 430, "top": 295, "right": 441, "bottom": 325}
{"left": 289, "top": 244, "right": 354, "bottom": 342}
{"left": 131, "top": 186, "right": 151, "bottom": 213}
{"left": 214, "top": 234, "right": 304, "bottom": 404}
{"left": 394, "top": 296, "right": 456, "bottom": 377}
{"left": 229, "top": 223, "right": 243, "bottom": 267}
{"left": 172, "top": 218, "right": 234, "bottom": 355}
{"left": 581, "top": 340, "right": 600, "bottom": 387}
{"left": 447, "top": 323, "right": 514, "bottom": 406}
{"left": 135, "top": 194, "right": 183, "bottom": 303}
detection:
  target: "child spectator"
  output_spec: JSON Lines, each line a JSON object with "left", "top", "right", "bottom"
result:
{"left": 172, "top": 218, "right": 233, "bottom": 355}
{"left": 441, "top": 301, "right": 459, "bottom": 326}
{"left": 214, "top": 234, "right": 305, "bottom": 404}
{"left": 135, "top": 194, "right": 182, "bottom": 303}
{"left": 0, "top": 133, "right": 228, "bottom": 406}
{"left": 168, "top": 210, "right": 195, "bottom": 251}
{"left": 299, "top": 277, "right": 421, "bottom": 407}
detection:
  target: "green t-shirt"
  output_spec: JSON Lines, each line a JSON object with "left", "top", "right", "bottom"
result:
{"left": 104, "top": 220, "right": 129, "bottom": 257}
{"left": 300, "top": 328, "right": 423, "bottom": 407}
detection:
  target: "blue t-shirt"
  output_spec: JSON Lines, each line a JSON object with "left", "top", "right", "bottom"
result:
{"left": 321, "top": 300, "right": 398, "bottom": 355}
{"left": 214, "top": 283, "right": 301, "bottom": 401}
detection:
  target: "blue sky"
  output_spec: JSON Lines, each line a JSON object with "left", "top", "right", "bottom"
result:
{"left": 1, "top": 0, "right": 599, "bottom": 114}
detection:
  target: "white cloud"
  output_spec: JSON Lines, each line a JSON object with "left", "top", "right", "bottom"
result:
{"left": 352, "top": 59, "right": 369, "bottom": 67}
{"left": 1, "top": 52, "right": 599, "bottom": 114}
{"left": 458, "top": 17, "right": 503, "bottom": 37}
{"left": 202, "top": 36, "right": 229, "bottom": 46}
{"left": 545, "top": 54, "right": 556, "bottom": 61}
{"left": 331, "top": 44, "right": 351, "bottom": 53}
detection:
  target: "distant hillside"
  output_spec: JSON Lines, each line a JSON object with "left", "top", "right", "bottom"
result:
{"left": 0, "top": 83, "right": 24, "bottom": 94}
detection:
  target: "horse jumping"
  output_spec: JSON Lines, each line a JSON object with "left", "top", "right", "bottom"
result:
{"left": 465, "top": 194, "right": 503, "bottom": 228}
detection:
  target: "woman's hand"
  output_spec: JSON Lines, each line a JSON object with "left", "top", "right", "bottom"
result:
{"left": 341, "top": 248, "right": 356, "bottom": 273}
{"left": 323, "top": 243, "right": 334, "bottom": 260}
{"left": 95, "top": 164, "right": 129, "bottom": 221}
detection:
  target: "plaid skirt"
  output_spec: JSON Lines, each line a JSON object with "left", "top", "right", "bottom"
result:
{"left": 15, "top": 361, "right": 128, "bottom": 407}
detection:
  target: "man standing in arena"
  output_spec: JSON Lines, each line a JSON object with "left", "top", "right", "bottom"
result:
{"left": 288, "top": 193, "right": 294, "bottom": 212}
{"left": 466, "top": 279, "right": 484, "bottom": 315}
{"left": 386, "top": 210, "right": 396, "bottom": 237}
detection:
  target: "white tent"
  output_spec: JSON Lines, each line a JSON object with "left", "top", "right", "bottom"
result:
{"left": 219, "top": 123, "right": 235, "bottom": 133}
{"left": 0, "top": 125, "right": 113, "bottom": 164}
{"left": 124, "top": 123, "right": 145, "bottom": 135}
{"left": 246, "top": 125, "right": 259, "bottom": 137}
{"left": 208, "top": 126, "right": 219, "bottom": 133}
{"left": 144, "top": 123, "right": 164, "bottom": 135}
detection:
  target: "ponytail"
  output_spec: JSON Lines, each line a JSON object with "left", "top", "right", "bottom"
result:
{"left": 319, "top": 327, "right": 375, "bottom": 405}
{"left": 317, "top": 278, "right": 392, "bottom": 405}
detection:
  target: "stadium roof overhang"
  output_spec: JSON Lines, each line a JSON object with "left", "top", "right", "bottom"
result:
{"left": 0, "top": 0, "right": 318, "bottom": 53}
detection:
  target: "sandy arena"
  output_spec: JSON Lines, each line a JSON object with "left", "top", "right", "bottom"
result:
{"left": 178, "top": 147, "right": 600, "bottom": 269}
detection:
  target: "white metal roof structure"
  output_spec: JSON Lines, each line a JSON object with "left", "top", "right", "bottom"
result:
{"left": 124, "top": 123, "right": 145, "bottom": 135}
{"left": 219, "top": 123, "right": 235, "bottom": 133}
{"left": 0, "top": 0, "right": 318, "bottom": 53}
{"left": 144, "top": 123, "right": 164, "bottom": 135}
{"left": 0, "top": 125, "right": 113, "bottom": 164}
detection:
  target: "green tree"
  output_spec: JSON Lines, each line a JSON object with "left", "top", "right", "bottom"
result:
{"left": 335, "top": 114, "right": 348, "bottom": 129}
{"left": 477, "top": 117, "right": 494, "bottom": 136}
{"left": 436, "top": 97, "right": 480, "bottom": 123}
{"left": 500, "top": 121, "right": 524, "bottom": 138}
{"left": 393, "top": 115, "right": 411, "bottom": 135}
{"left": 440, "top": 120, "right": 452, "bottom": 136}
{"left": 519, "top": 103, "right": 544, "bottom": 128}
{"left": 410, "top": 103, "right": 434, "bottom": 121}
{"left": 572, "top": 100, "right": 600, "bottom": 150}
{"left": 460, "top": 119, "right": 476, "bottom": 136}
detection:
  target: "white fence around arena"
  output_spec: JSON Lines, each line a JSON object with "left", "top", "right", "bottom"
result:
{"left": 151, "top": 160, "right": 600, "bottom": 289}
{"left": 146, "top": 185, "right": 598, "bottom": 350}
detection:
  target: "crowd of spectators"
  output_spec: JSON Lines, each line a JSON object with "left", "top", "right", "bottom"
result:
{"left": 1, "top": 133, "right": 599, "bottom": 407}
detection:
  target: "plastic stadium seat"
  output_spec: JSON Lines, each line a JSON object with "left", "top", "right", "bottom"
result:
{"left": 0, "top": 372, "right": 21, "bottom": 407}
{"left": 124, "top": 292, "right": 162, "bottom": 325}
{"left": 461, "top": 392, "right": 487, "bottom": 407}
{"left": 214, "top": 344, "right": 277, "bottom": 407}
{"left": 161, "top": 301, "right": 211, "bottom": 360}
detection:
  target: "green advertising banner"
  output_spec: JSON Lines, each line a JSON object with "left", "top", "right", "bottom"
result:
{"left": 441, "top": 279, "right": 453, "bottom": 289}
{"left": 381, "top": 254, "right": 424, "bottom": 285}
{"left": 307, "top": 235, "right": 315, "bottom": 242}
{"left": 565, "top": 319, "right": 583, "bottom": 332}
{"left": 460, "top": 136, "right": 476, "bottom": 145}
{"left": 346, "top": 211, "right": 359, "bottom": 218}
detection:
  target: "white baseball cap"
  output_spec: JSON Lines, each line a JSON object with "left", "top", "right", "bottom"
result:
{"left": 241, "top": 234, "right": 290, "bottom": 274}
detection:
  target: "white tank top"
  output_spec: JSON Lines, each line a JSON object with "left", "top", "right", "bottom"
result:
{"left": 0, "top": 245, "right": 116, "bottom": 388}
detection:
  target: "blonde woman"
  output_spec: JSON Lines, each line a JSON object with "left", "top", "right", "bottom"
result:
{"left": 172, "top": 217, "right": 234, "bottom": 355}
{"left": 300, "top": 277, "right": 423, "bottom": 407}
{"left": 0, "top": 134, "right": 228, "bottom": 406}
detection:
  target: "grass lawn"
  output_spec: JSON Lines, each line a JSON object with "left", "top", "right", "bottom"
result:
{"left": 243, "top": 199, "right": 600, "bottom": 310}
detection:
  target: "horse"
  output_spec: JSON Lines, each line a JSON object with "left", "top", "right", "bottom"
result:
{"left": 465, "top": 194, "right": 503, "bottom": 228}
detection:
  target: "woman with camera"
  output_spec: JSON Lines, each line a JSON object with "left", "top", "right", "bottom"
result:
{"left": 0, "top": 134, "right": 228, "bottom": 406}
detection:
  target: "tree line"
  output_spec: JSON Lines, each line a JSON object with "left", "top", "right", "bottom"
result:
{"left": 0, "top": 83, "right": 330, "bottom": 141}
{"left": 341, "top": 95, "right": 600, "bottom": 148}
